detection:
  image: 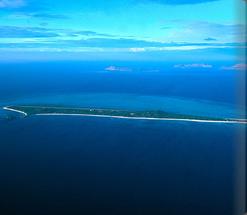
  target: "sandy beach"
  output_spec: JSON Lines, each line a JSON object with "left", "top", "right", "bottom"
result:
{"left": 36, "top": 113, "right": 247, "bottom": 124}
{"left": 3, "top": 107, "right": 28, "bottom": 116}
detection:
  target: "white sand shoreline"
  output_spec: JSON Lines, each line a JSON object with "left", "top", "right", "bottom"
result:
{"left": 36, "top": 113, "right": 247, "bottom": 124}
{"left": 3, "top": 107, "right": 28, "bottom": 116}
{"left": 3, "top": 106, "right": 246, "bottom": 124}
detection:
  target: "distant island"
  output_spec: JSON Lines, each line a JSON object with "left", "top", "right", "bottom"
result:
{"left": 3, "top": 105, "right": 247, "bottom": 124}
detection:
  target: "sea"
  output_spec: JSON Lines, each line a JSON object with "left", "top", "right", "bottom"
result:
{"left": 0, "top": 61, "right": 245, "bottom": 215}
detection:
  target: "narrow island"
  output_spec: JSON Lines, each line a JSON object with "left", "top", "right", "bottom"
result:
{"left": 3, "top": 105, "right": 247, "bottom": 124}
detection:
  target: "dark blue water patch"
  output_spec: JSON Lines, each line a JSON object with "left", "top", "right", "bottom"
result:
{"left": 0, "top": 116, "right": 240, "bottom": 215}
{"left": 0, "top": 61, "right": 240, "bottom": 105}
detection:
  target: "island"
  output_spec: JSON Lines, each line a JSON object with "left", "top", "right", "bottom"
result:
{"left": 3, "top": 105, "right": 247, "bottom": 124}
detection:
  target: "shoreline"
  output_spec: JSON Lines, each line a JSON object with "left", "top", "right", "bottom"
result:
{"left": 35, "top": 113, "right": 247, "bottom": 124}
{"left": 3, "top": 106, "right": 247, "bottom": 124}
{"left": 3, "top": 107, "right": 28, "bottom": 116}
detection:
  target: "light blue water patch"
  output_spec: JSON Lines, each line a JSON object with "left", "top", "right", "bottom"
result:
{"left": 0, "top": 93, "right": 245, "bottom": 118}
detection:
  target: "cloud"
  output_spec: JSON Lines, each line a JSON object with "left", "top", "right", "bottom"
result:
{"left": 0, "top": 34, "right": 244, "bottom": 52}
{"left": 71, "top": 31, "right": 114, "bottom": 37}
{"left": 0, "top": 0, "right": 48, "bottom": 12}
{"left": 29, "top": 13, "right": 69, "bottom": 19}
{"left": 39, "top": 22, "right": 48, "bottom": 26}
{"left": 221, "top": 63, "right": 247, "bottom": 71}
{"left": 129, "top": 48, "right": 146, "bottom": 52}
{"left": 64, "top": 38, "right": 242, "bottom": 49}
{"left": 0, "top": 0, "right": 25, "bottom": 8}
{"left": 139, "top": 0, "right": 217, "bottom": 5}
{"left": 0, "top": 26, "right": 114, "bottom": 38}
{"left": 0, "top": 42, "right": 244, "bottom": 62}
{"left": 0, "top": 24, "right": 245, "bottom": 54}
{"left": 204, "top": 37, "right": 217, "bottom": 41}
{"left": 162, "top": 21, "right": 245, "bottom": 43}
{"left": 174, "top": 64, "right": 213, "bottom": 69}
{"left": 105, "top": 66, "right": 132, "bottom": 72}
{"left": 0, "top": 26, "right": 59, "bottom": 38}
{"left": 8, "top": 12, "right": 70, "bottom": 20}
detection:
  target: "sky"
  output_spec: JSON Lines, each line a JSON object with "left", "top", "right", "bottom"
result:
{"left": 0, "top": 0, "right": 246, "bottom": 64}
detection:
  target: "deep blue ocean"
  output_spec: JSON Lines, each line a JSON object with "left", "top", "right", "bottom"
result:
{"left": 0, "top": 61, "right": 245, "bottom": 215}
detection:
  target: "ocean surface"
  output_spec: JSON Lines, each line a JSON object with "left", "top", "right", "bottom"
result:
{"left": 0, "top": 61, "right": 245, "bottom": 215}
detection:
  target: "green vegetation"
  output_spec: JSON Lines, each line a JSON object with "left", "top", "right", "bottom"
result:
{"left": 6, "top": 105, "right": 246, "bottom": 123}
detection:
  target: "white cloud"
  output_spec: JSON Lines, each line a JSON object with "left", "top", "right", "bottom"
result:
{"left": 221, "top": 63, "right": 247, "bottom": 71}
{"left": 129, "top": 48, "right": 146, "bottom": 52}
{"left": 174, "top": 64, "right": 213, "bottom": 69}
{"left": 0, "top": 0, "right": 26, "bottom": 8}
{"left": 105, "top": 66, "right": 132, "bottom": 72}
{"left": 129, "top": 45, "right": 232, "bottom": 52}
